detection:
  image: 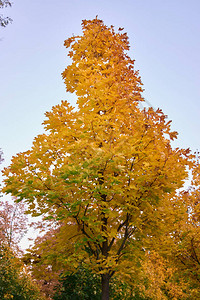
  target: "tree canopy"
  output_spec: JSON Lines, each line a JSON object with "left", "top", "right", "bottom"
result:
{"left": 2, "top": 18, "right": 195, "bottom": 299}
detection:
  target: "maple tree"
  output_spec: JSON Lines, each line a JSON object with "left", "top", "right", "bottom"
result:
{"left": 2, "top": 18, "right": 194, "bottom": 299}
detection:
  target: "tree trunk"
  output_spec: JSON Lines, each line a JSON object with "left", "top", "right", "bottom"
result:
{"left": 101, "top": 273, "right": 109, "bottom": 300}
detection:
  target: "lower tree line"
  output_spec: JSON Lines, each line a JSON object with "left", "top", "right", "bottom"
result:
{"left": 1, "top": 203, "right": 200, "bottom": 300}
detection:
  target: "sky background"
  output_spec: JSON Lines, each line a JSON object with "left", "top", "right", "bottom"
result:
{"left": 0, "top": 0, "right": 200, "bottom": 247}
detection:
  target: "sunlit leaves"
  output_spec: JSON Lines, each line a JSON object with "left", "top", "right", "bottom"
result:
{"left": 2, "top": 18, "right": 195, "bottom": 298}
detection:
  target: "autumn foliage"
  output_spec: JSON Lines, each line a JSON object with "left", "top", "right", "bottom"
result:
{"left": 0, "top": 155, "right": 43, "bottom": 299}
{"left": 2, "top": 18, "right": 198, "bottom": 299}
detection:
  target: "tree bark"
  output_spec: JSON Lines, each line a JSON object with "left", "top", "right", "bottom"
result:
{"left": 101, "top": 273, "right": 110, "bottom": 300}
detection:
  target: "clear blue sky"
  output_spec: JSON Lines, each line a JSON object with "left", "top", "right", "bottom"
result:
{"left": 1, "top": 0, "right": 200, "bottom": 170}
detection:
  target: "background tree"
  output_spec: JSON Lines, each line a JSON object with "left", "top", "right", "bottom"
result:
{"left": 0, "top": 244, "right": 44, "bottom": 300}
{"left": 166, "top": 162, "right": 200, "bottom": 299}
{"left": 23, "top": 221, "right": 75, "bottom": 299}
{"left": 0, "top": 199, "right": 28, "bottom": 249}
{"left": 0, "top": 0, "right": 12, "bottom": 27}
{"left": 2, "top": 18, "right": 193, "bottom": 299}
{"left": 0, "top": 152, "right": 45, "bottom": 299}
{"left": 53, "top": 267, "right": 101, "bottom": 300}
